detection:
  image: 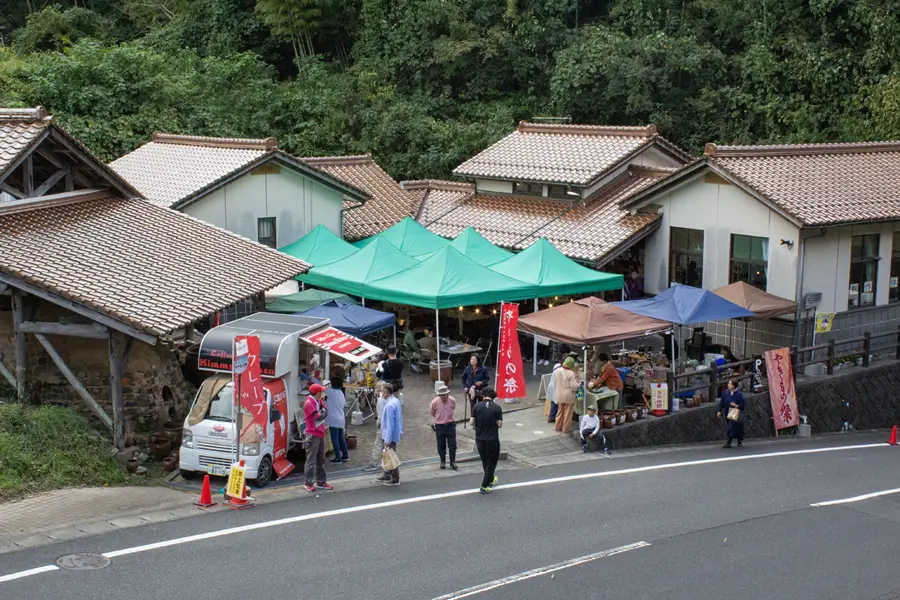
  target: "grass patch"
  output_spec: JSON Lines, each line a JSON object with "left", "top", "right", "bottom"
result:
{"left": 0, "top": 402, "right": 128, "bottom": 501}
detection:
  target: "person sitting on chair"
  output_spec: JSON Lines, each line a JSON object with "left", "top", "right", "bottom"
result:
{"left": 462, "top": 354, "right": 490, "bottom": 413}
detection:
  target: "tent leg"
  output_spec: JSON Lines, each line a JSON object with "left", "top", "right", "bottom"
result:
{"left": 670, "top": 331, "right": 676, "bottom": 371}
{"left": 435, "top": 309, "right": 440, "bottom": 365}
{"left": 393, "top": 325, "right": 397, "bottom": 348}
{"left": 583, "top": 347, "right": 588, "bottom": 416}
{"left": 362, "top": 297, "right": 366, "bottom": 307}
{"left": 743, "top": 321, "right": 748, "bottom": 360}
{"left": 532, "top": 298, "right": 538, "bottom": 376}
{"left": 301, "top": 282, "right": 305, "bottom": 291}
{"left": 324, "top": 351, "right": 330, "bottom": 381}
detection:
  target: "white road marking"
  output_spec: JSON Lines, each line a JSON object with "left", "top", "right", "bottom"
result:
{"left": 810, "top": 487, "right": 900, "bottom": 507}
{"left": 430, "top": 542, "right": 651, "bottom": 600}
{"left": 0, "top": 440, "right": 892, "bottom": 586}
{"left": 0, "top": 565, "right": 58, "bottom": 583}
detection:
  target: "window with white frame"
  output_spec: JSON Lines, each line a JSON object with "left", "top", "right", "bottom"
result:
{"left": 257, "top": 217, "right": 277, "bottom": 249}
{"left": 849, "top": 233, "right": 879, "bottom": 307}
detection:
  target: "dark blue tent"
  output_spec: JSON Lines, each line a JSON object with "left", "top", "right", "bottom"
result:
{"left": 296, "top": 300, "right": 396, "bottom": 338}
{"left": 613, "top": 283, "right": 756, "bottom": 325}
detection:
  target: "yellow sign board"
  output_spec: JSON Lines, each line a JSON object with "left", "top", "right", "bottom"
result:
{"left": 815, "top": 313, "right": 834, "bottom": 334}
{"left": 226, "top": 464, "right": 246, "bottom": 498}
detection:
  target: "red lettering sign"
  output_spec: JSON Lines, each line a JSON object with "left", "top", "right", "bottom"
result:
{"left": 233, "top": 335, "right": 268, "bottom": 445}
{"left": 496, "top": 303, "right": 526, "bottom": 400}
{"left": 764, "top": 347, "right": 800, "bottom": 430}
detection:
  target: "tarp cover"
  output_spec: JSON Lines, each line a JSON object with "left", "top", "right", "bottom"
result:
{"left": 491, "top": 238, "right": 623, "bottom": 297}
{"left": 363, "top": 245, "right": 535, "bottom": 309}
{"left": 297, "top": 300, "right": 395, "bottom": 338}
{"left": 354, "top": 217, "right": 450, "bottom": 258}
{"left": 518, "top": 297, "right": 671, "bottom": 345}
{"left": 265, "top": 289, "right": 357, "bottom": 314}
{"left": 299, "top": 237, "right": 419, "bottom": 297}
{"left": 447, "top": 227, "right": 514, "bottom": 266}
{"left": 710, "top": 281, "right": 797, "bottom": 320}
{"left": 278, "top": 224, "right": 358, "bottom": 268}
{"left": 613, "top": 283, "right": 756, "bottom": 325}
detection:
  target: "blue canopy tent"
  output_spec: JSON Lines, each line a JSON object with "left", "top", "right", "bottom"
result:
{"left": 297, "top": 299, "right": 397, "bottom": 343}
{"left": 613, "top": 283, "right": 756, "bottom": 370}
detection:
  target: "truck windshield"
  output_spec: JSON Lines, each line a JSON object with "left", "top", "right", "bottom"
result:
{"left": 206, "top": 385, "right": 234, "bottom": 421}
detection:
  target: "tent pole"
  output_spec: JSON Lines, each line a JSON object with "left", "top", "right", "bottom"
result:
{"left": 670, "top": 330, "right": 676, "bottom": 372}
{"left": 393, "top": 325, "right": 397, "bottom": 348}
{"left": 532, "top": 298, "right": 538, "bottom": 376}
{"left": 435, "top": 308, "right": 440, "bottom": 365}
{"left": 743, "top": 320, "right": 748, "bottom": 360}
{"left": 301, "top": 282, "right": 305, "bottom": 291}
{"left": 362, "top": 297, "right": 366, "bottom": 307}
{"left": 583, "top": 346, "right": 588, "bottom": 416}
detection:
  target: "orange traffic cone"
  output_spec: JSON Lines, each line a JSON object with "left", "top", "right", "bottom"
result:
{"left": 889, "top": 425, "right": 897, "bottom": 446}
{"left": 194, "top": 475, "right": 216, "bottom": 508}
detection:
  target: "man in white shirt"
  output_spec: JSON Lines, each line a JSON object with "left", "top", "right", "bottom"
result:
{"left": 579, "top": 406, "right": 610, "bottom": 455}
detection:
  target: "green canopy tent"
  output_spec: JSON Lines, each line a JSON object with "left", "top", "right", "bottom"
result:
{"left": 299, "top": 236, "right": 419, "bottom": 298}
{"left": 354, "top": 217, "right": 450, "bottom": 259}
{"left": 279, "top": 224, "right": 359, "bottom": 270}
{"left": 447, "top": 227, "right": 515, "bottom": 266}
{"left": 491, "top": 238, "right": 625, "bottom": 375}
{"left": 265, "top": 289, "right": 358, "bottom": 314}
{"left": 363, "top": 246, "right": 536, "bottom": 365}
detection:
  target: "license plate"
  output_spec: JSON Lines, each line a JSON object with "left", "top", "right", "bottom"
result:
{"left": 207, "top": 465, "right": 229, "bottom": 477}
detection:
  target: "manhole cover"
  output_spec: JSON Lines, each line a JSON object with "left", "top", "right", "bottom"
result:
{"left": 56, "top": 553, "right": 111, "bottom": 570}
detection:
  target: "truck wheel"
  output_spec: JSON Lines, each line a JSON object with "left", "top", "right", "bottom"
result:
{"left": 180, "top": 469, "right": 199, "bottom": 481}
{"left": 254, "top": 456, "right": 273, "bottom": 488}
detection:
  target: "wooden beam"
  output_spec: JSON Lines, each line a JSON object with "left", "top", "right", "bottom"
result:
{"left": 0, "top": 273, "right": 157, "bottom": 346}
{"left": 64, "top": 167, "right": 73, "bottom": 192}
{"left": 34, "top": 147, "right": 93, "bottom": 188}
{"left": 33, "top": 168, "right": 68, "bottom": 197}
{"left": 22, "top": 155, "right": 34, "bottom": 196}
{"left": 0, "top": 182, "right": 26, "bottom": 199}
{"left": 11, "top": 292, "right": 28, "bottom": 405}
{"left": 49, "top": 129, "right": 128, "bottom": 195}
{"left": 34, "top": 333, "right": 113, "bottom": 430}
{"left": 0, "top": 357, "right": 15, "bottom": 389}
{"left": 109, "top": 333, "right": 128, "bottom": 449}
{"left": 20, "top": 321, "right": 109, "bottom": 339}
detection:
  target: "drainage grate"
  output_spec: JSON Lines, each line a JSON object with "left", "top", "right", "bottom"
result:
{"left": 56, "top": 553, "right": 111, "bottom": 571}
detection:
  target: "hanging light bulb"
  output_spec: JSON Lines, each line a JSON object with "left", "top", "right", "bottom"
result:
{"left": 492, "top": 308, "right": 497, "bottom": 315}
{"left": 458, "top": 306, "right": 463, "bottom": 311}
{"left": 475, "top": 307, "right": 481, "bottom": 314}
{"left": 554, "top": 296, "right": 559, "bottom": 300}
{"left": 548, "top": 303, "right": 554, "bottom": 308}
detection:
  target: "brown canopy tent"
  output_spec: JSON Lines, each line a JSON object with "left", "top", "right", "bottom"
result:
{"left": 710, "top": 281, "right": 797, "bottom": 320}
{"left": 518, "top": 296, "right": 672, "bottom": 346}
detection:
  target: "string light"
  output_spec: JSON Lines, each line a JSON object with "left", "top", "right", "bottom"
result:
{"left": 492, "top": 308, "right": 497, "bottom": 315}
{"left": 548, "top": 303, "right": 554, "bottom": 308}
{"left": 554, "top": 296, "right": 559, "bottom": 300}
{"left": 458, "top": 306, "right": 463, "bottom": 311}
{"left": 475, "top": 307, "right": 481, "bottom": 314}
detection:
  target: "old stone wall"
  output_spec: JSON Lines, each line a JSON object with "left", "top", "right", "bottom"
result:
{"left": 603, "top": 359, "right": 900, "bottom": 449}
{"left": 0, "top": 301, "right": 196, "bottom": 439}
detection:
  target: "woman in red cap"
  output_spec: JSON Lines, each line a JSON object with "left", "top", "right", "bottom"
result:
{"left": 304, "top": 383, "right": 333, "bottom": 492}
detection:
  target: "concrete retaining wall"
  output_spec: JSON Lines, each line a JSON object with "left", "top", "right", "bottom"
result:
{"left": 603, "top": 360, "right": 900, "bottom": 449}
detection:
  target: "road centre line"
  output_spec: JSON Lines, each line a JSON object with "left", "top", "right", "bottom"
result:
{"left": 429, "top": 542, "right": 651, "bottom": 600}
{"left": 0, "top": 441, "right": 891, "bottom": 586}
{"left": 810, "top": 487, "right": 900, "bottom": 507}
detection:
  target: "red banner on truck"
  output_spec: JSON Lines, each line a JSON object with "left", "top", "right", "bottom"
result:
{"left": 233, "top": 335, "right": 268, "bottom": 445}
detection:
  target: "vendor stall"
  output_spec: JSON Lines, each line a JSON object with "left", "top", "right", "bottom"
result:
{"left": 711, "top": 281, "right": 797, "bottom": 357}
{"left": 278, "top": 224, "right": 359, "bottom": 267}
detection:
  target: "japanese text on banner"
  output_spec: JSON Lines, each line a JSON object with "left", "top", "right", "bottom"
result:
{"left": 496, "top": 303, "right": 526, "bottom": 400}
{"left": 233, "top": 335, "right": 267, "bottom": 445}
{"left": 764, "top": 347, "right": 800, "bottom": 430}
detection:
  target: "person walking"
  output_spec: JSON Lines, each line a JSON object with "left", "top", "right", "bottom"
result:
{"left": 361, "top": 382, "right": 387, "bottom": 472}
{"left": 718, "top": 379, "right": 746, "bottom": 448}
{"left": 430, "top": 384, "right": 458, "bottom": 470}
{"left": 326, "top": 376, "right": 349, "bottom": 464}
{"left": 471, "top": 387, "right": 503, "bottom": 494}
{"left": 546, "top": 362, "right": 562, "bottom": 423}
{"left": 303, "top": 384, "right": 333, "bottom": 493}
{"left": 462, "top": 354, "right": 490, "bottom": 413}
{"left": 552, "top": 357, "right": 580, "bottom": 433}
{"left": 375, "top": 383, "right": 403, "bottom": 486}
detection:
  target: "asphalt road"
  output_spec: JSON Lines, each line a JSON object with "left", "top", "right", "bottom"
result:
{"left": 2, "top": 433, "right": 900, "bottom": 600}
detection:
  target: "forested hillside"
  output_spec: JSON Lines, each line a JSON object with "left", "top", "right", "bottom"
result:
{"left": 2, "top": 0, "right": 899, "bottom": 180}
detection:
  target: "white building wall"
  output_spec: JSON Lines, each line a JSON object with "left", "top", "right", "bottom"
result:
{"left": 181, "top": 163, "right": 345, "bottom": 248}
{"left": 475, "top": 179, "right": 514, "bottom": 194}
{"left": 642, "top": 175, "right": 800, "bottom": 300}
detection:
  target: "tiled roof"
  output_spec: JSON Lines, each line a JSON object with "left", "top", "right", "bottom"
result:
{"left": 704, "top": 141, "right": 900, "bottom": 226}
{"left": 453, "top": 121, "right": 688, "bottom": 185}
{"left": 0, "top": 108, "right": 51, "bottom": 179}
{"left": 110, "top": 133, "right": 276, "bottom": 207}
{"left": 0, "top": 191, "right": 310, "bottom": 336}
{"left": 302, "top": 155, "right": 421, "bottom": 239}
{"left": 417, "top": 167, "right": 667, "bottom": 262}
{"left": 401, "top": 180, "right": 474, "bottom": 224}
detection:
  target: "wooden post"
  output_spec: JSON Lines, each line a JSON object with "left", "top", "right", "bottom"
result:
{"left": 34, "top": 333, "right": 113, "bottom": 430}
{"left": 826, "top": 339, "right": 835, "bottom": 375}
{"left": 109, "top": 333, "right": 128, "bottom": 450}
{"left": 0, "top": 358, "right": 15, "bottom": 389}
{"left": 22, "top": 154, "right": 34, "bottom": 196}
{"left": 11, "top": 292, "right": 28, "bottom": 405}
{"left": 862, "top": 332, "right": 871, "bottom": 367}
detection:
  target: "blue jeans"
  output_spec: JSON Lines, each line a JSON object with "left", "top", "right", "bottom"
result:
{"left": 548, "top": 401, "right": 559, "bottom": 421}
{"left": 329, "top": 426, "right": 348, "bottom": 460}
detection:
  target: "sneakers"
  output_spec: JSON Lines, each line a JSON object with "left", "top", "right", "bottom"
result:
{"left": 583, "top": 446, "right": 589, "bottom": 453}
{"left": 490, "top": 476, "right": 498, "bottom": 487}
{"left": 361, "top": 464, "right": 380, "bottom": 472}
{"left": 330, "top": 458, "right": 342, "bottom": 464}
{"left": 317, "top": 482, "right": 334, "bottom": 491}
{"left": 383, "top": 480, "right": 400, "bottom": 486}
{"left": 603, "top": 448, "right": 612, "bottom": 456}
{"left": 341, "top": 458, "right": 350, "bottom": 463}
{"left": 304, "top": 483, "right": 316, "bottom": 493}
{"left": 479, "top": 486, "right": 492, "bottom": 494}
{"left": 374, "top": 474, "right": 392, "bottom": 483}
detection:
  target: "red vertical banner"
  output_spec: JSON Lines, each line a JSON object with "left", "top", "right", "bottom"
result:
{"left": 496, "top": 302, "right": 526, "bottom": 400}
{"left": 233, "top": 335, "right": 267, "bottom": 445}
{"left": 764, "top": 347, "right": 800, "bottom": 430}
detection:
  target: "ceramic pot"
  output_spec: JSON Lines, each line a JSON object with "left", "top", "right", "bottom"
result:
{"left": 161, "top": 421, "right": 182, "bottom": 447}
{"left": 624, "top": 407, "right": 638, "bottom": 422}
{"left": 346, "top": 435, "right": 358, "bottom": 450}
{"left": 126, "top": 459, "right": 140, "bottom": 474}
{"left": 612, "top": 410, "right": 625, "bottom": 425}
{"left": 600, "top": 412, "right": 615, "bottom": 429}
{"left": 150, "top": 435, "right": 172, "bottom": 460}
{"left": 162, "top": 457, "right": 177, "bottom": 473}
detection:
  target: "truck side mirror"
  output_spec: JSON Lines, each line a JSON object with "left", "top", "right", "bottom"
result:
{"left": 270, "top": 409, "right": 281, "bottom": 423}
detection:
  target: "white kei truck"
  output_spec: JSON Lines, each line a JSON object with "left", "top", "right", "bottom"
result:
{"left": 178, "top": 313, "right": 380, "bottom": 487}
